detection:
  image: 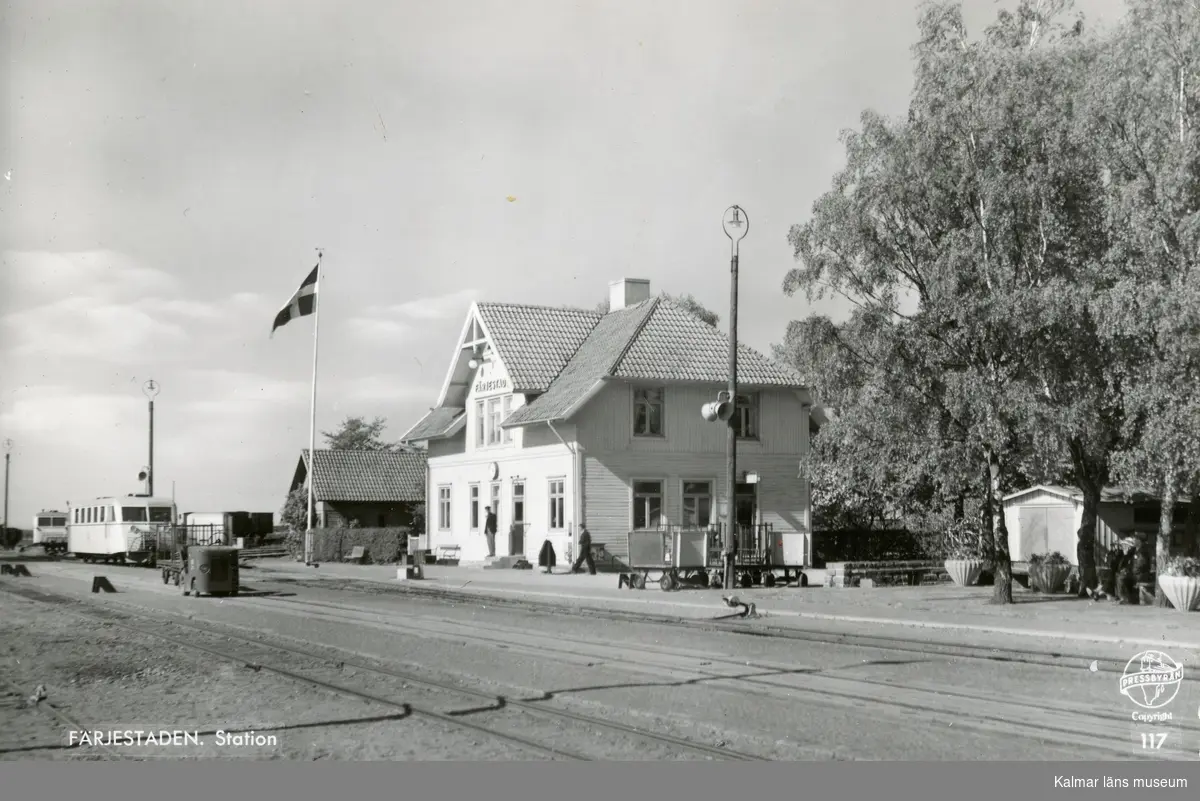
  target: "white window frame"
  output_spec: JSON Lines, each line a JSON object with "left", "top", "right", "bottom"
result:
{"left": 734, "top": 392, "right": 760, "bottom": 440}
{"left": 469, "top": 484, "right": 480, "bottom": 530}
{"left": 548, "top": 478, "right": 566, "bottom": 530}
{"left": 632, "top": 387, "right": 666, "bottom": 437}
{"left": 631, "top": 479, "right": 664, "bottom": 530}
{"left": 437, "top": 485, "right": 452, "bottom": 530}
{"left": 490, "top": 482, "right": 501, "bottom": 518}
{"left": 475, "top": 400, "right": 486, "bottom": 447}
{"left": 486, "top": 397, "right": 503, "bottom": 446}
{"left": 681, "top": 479, "right": 715, "bottom": 528}
{"left": 501, "top": 395, "right": 513, "bottom": 444}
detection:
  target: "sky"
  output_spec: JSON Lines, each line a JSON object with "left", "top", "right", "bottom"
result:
{"left": 0, "top": 0, "right": 1130, "bottom": 526}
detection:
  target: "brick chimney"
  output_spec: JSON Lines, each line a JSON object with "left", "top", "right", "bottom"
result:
{"left": 608, "top": 278, "right": 651, "bottom": 311}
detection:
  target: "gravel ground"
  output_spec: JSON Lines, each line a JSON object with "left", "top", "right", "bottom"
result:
{"left": 0, "top": 592, "right": 559, "bottom": 761}
{"left": 5, "top": 562, "right": 1197, "bottom": 761}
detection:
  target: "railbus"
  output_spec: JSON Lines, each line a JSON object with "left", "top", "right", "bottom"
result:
{"left": 67, "top": 493, "right": 177, "bottom": 566}
{"left": 32, "top": 510, "right": 69, "bottom": 553}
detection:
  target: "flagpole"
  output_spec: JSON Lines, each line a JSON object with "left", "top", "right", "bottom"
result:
{"left": 306, "top": 249, "right": 323, "bottom": 566}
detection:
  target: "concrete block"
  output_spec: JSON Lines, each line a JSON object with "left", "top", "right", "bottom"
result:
{"left": 860, "top": 578, "right": 875, "bottom": 589}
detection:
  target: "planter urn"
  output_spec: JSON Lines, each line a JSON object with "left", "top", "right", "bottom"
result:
{"left": 944, "top": 559, "right": 984, "bottom": 588}
{"left": 1158, "top": 575, "right": 1200, "bottom": 612}
{"left": 1031, "top": 564, "right": 1071, "bottom": 594}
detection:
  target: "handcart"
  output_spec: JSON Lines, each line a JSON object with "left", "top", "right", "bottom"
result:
{"left": 625, "top": 527, "right": 713, "bottom": 591}
{"left": 721, "top": 523, "right": 809, "bottom": 588}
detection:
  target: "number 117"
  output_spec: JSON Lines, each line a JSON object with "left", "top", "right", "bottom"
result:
{"left": 1140, "top": 732, "right": 1167, "bottom": 749}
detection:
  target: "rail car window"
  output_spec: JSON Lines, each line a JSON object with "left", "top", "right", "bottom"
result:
{"left": 122, "top": 506, "right": 148, "bottom": 522}
{"left": 37, "top": 516, "right": 52, "bottom": 526}
{"left": 149, "top": 507, "right": 173, "bottom": 523}
{"left": 52, "top": 517, "right": 66, "bottom": 526}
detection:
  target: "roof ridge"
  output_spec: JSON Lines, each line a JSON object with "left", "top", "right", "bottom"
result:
{"left": 476, "top": 300, "right": 602, "bottom": 316}
{"left": 605, "top": 296, "right": 661, "bottom": 375}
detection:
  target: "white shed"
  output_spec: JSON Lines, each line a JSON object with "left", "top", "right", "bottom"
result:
{"left": 1003, "top": 484, "right": 1188, "bottom": 565}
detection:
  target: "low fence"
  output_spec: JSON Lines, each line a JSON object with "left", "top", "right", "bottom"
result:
{"left": 824, "top": 560, "right": 952, "bottom": 588}
{"left": 284, "top": 526, "right": 415, "bottom": 564}
{"left": 811, "top": 528, "right": 938, "bottom": 567}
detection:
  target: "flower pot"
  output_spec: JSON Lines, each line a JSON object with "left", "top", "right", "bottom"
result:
{"left": 1030, "top": 564, "right": 1071, "bottom": 594}
{"left": 1158, "top": 575, "right": 1200, "bottom": 612}
{"left": 944, "top": 559, "right": 984, "bottom": 587}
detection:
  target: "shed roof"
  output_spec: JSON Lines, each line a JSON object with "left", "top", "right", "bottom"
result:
{"left": 293, "top": 449, "right": 426, "bottom": 503}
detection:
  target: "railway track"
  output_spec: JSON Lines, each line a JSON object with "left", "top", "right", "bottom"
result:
{"left": 236, "top": 593, "right": 1194, "bottom": 762}
{"left": 0, "top": 676, "right": 123, "bottom": 760}
{"left": 261, "top": 574, "right": 1200, "bottom": 677}
{"left": 0, "top": 583, "right": 768, "bottom": 762}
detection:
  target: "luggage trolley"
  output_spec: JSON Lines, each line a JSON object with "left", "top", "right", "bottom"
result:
{"left": 626, "top": 527, "right": 712, "bottom": 591}
{"left": 724, "top": 522, "right": 809, "bottom": 588}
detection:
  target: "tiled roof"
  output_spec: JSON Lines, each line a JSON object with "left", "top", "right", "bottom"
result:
{"left": 613, "top": 299, "right": 805, "bottom": 386}
{"left": 298, "top": 449, "right": 426, "bottom": 503}
{"left": 400, "top": 407, "right": 465, "bottom": 442}
{"left": 503, "top": 300, "right": 657, "bottom": 426}
{"left": 475, "top": 303, "right": 601, "bottom": 392}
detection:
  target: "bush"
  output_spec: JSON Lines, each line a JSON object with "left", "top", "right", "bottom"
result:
{"left": 1029, "top": 550, "right": 1073, "bottom": 593}
{"left": 1162, "top": 555, "right": 1200, "bottom": 579}
{"left": 811, "top": 529, "right": 938, "bottom": 566}
{"left": 1029, "top": 551, "right": 1070, "bottom": 567}
{"left": 282, "top": 526, "right": 413, "bottom": 563}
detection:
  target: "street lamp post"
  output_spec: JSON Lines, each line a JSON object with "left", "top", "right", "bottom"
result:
{"left": 720, "top": 206, "right": 748, "bottom": 590}
{"left": 143, "top": 380, "right": 160, "bottom": 496}
{"left": 3, "top": 439, "right": 12, "bottom": 536}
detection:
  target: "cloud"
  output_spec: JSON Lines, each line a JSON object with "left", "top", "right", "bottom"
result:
{"left": 340, "top": 374, "right": 435, "bottom": 403}
{"left": 0, "top": 250, "right": 273, "bottom": 363}
{"left": 347, "top": 288, "right": 477, "bottom": 344}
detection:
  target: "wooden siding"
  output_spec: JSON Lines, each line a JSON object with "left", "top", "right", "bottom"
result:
{"left": 1004, "top": 495, "right": 1132, "bottom": 563}
{"left": 1002, "top": 488, "right": 1076, "bottom": 509}
{"left": 574, "top": 381, "right": 808, "bottom": 455}
{"left": 428, "top": 429, "right": 466, "bottom": 458}
{"left": 582, "top": 451, "right": 809, "bottom": 567}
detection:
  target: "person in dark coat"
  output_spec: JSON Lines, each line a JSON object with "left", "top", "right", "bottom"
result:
{"left": 538, "top": 539, "right": 557, "bottom": 574}
{"left": 571, "top": 527, "right": 596, "bottom": 575}
{"left": 483, "top": 507, "right": 497, "bottom": 557}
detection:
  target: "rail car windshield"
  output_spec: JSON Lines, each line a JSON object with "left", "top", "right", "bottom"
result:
{"left": 121, "top": 506, "right": 148, "bottom": 522}
{"left": 149, "top": 507, "right": 173, "bottom": 523}
{"left": 37, "top": 516, "right": 65, "bottom": 527}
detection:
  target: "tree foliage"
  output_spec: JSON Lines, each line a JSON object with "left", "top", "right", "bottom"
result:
{"left": 777, "top": 0, "right": 1200, "bottom": 605}
{"left": 321, "top": 415, "right": 402, "bottom": 451}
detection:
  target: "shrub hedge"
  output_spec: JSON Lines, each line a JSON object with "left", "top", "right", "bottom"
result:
{"left": 284, "top": 526, "right": 415, "bottom": 564}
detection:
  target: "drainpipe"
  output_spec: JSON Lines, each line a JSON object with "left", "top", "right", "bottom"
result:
{"left": 547, "top": 420, "right": 580, "bottom": 562}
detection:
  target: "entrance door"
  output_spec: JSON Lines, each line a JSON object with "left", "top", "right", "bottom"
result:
{"left": 511, "top": 481, "right": 526, "bottom": 556}
{"left": 734, "top": 482, "right": 758, "bottom": 553}
{"left": 490, "top": 482, "right": 503, "bottom": 555}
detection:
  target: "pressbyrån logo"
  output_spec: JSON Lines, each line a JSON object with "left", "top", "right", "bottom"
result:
{"left": 1119, "top": 650, "right": 1184, "bottom": 710}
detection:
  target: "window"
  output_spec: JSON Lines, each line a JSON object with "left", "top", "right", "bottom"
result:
{"left": 682, "top": 481, "right": 713, "bottom": 527}
{"left": 122, "top": 506, "right": 147, "bottom": 523}
{"left": 149, "top": 507, "right": 172, "bottom": 523}
{"left": 487, "top": 398, "right": 503, "bottom": 445}
{"left": 491, "top": 482, "right": 501, "bottom": 517}
{"left": 632, "top": 480, "right": 663, "bottom": 529}
{"left": 548, "top": 479, "right": 565, "bottom": 530}
{"left": 437, "top": 486, "right": 452, "bottom": 530}
{"left": 53, "top": 516, "right": 65, "bottom": 527}
{"left": 512, "top": 481, "right": 525, "bottom": 525}
{"left": 734, "top": 393, "right": 759, "bottom": 439}
{"left": 633, "top": 388, "right": 665, "bottom": 436}
{"left": 501, "top": 395, "right": 513, "bottom": 444}
{"left": 469, "top": 484, "right": 481, "bottom": 529}
{"left": 475, "top": 400, "right": 486, "bottom": 447}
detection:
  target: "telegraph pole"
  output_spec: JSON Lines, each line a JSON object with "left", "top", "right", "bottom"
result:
{"left": 3, "top": 439, "right": 12, "bottom": 536}
{"left": 143, "top": 380, "right": 160, "bottom": 495}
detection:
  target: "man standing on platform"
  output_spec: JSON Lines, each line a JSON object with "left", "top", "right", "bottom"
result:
{"left": 483, "top": 506, "right": 497, "bottom": 558}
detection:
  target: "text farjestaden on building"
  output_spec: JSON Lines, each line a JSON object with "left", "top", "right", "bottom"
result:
{"left": 400, "top": 278, "right": 817, "bottom": 568}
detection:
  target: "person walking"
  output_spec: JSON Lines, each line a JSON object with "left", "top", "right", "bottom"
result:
{"left": 571, "top": 526, "right": 595, "bottom": 575}
{"left": 483, "top": 506, "right": 497, "bottom": 558}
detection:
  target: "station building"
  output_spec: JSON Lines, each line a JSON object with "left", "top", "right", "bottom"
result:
{"left": 400, "top": 278, "right": 817, "bottom": 568}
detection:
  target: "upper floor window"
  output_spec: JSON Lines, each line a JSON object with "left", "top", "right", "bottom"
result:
{"left": 476, "top": 395, "right": 513, "bottom": 447}
{"left": 501, "top": 395, "right": 513, "bottom": 444}
{"left": 735, "top": 393, "right": 759, "bottom": 439}
{"left": 633, "top": 387, "right": 665, "bottom": 437}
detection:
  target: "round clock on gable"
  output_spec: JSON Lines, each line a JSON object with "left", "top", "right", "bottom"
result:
{"left": 489, "top": 462, "right": 500, "bottom": 480}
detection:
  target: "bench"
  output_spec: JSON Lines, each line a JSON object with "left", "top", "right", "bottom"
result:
{"left": 344, "top": 545, "right": 368, "bottom": 564}
{"left": 435, "top": 545, "right": 461, "bottom": 565}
